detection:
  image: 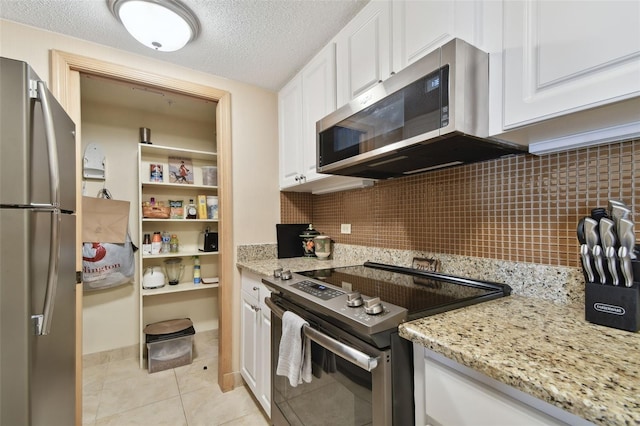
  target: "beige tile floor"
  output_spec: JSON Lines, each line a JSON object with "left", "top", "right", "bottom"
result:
{"left": 82, "top": 331, "right": 270, "bottom": 425}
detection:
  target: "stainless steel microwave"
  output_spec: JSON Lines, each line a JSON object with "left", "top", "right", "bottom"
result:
{"left": 316, "top": 38, "right": 524, "bottom": 179}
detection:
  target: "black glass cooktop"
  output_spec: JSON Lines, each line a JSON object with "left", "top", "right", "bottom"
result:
{"left": 298, "top": 262, "right": 511, "bottom": 319}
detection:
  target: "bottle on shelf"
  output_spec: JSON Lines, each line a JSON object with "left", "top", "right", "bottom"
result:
{"left": 193, "top": 256, "right": 201, "bottom": 285}
{"left": 161, "top": 231, "right": 170, "bottom": 253}
{"left": 186, "top": 199, "right": 197, "bottom": 219}
{"left": 142, "top": 233, "right": 151, "bottom": 255}
{"left": 197, "top": 195, "right": 207, "bottom": 219}
{"left": 170, "top": 234, "right": 179, "bottom": 253}
{"left": 151, "top": 232, "right": 162, "bottom": 255}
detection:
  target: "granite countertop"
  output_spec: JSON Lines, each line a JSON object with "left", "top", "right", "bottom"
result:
{"left": 399, "top": 295, "right": 640, "bottom": 425}
{"left": 237, "top": 246, "right": 638, "bottom": 424}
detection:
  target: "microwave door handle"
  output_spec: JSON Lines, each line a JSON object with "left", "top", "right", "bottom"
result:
{"left": 265, "top": 297, "right": 379, "bottom": 372}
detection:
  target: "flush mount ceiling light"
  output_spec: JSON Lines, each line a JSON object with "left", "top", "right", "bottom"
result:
{"left": 108, "top": 0, "right": 200, "bottom": 52}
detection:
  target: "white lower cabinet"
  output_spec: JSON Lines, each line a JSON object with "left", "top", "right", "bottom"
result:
{"left": 413, "top": 345, "right": 592, "bottom": 426}
{"left": 240, "top": 270, "right": 271, "bottom": 417}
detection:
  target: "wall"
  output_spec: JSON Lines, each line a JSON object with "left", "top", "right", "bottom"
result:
{"left": 282, "top": 140, "right": 639, "bottom": 270}
{"left": 1, "top": 20, "right": 281, "bottom": 362}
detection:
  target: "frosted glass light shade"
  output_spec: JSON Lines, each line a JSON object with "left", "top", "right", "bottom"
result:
{"left": 109, "top": 0, "right": 200, "bottom": 52}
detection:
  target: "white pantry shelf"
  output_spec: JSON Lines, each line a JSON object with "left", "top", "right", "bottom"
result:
{"left": 142, "top": 280, "right": 219, "bottom": 297}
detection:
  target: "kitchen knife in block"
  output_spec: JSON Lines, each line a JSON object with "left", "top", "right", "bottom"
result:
{"left": 581, "top": 244, "right": 595, "bottom": 283}
{"left": 608, "top": 199, "right": 629, "bottom": 214}
{"left": 619, "top": 246, "right": 634, "bottom": 287}
{"left": 600, "top": 218, "right": 619, "bottom": 285}
{"left": 618, "top": 218, "right": 637, "bottom": 260}
{"left": 611, "top": 205, "right": 631, "bottom": 240}
{"left": 584, "top": 218, "right": 602, "bottom": 283}
{"left": 576, "top": 217, "right": 587, "bottom": 245}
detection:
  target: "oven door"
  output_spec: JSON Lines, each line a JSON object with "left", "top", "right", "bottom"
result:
{"left": 266, "top": 297, "right": 392, "bottom": 426}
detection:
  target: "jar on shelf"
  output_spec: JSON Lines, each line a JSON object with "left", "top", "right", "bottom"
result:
{"left": 299, "top": 224, "right": 319, "bottom": 257}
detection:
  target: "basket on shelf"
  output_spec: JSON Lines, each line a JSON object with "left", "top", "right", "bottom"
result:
{"left": 142, "top": 205, "right": 170, "bottom": 219}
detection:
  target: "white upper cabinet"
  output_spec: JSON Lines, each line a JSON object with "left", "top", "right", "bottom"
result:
{"left": 278, "top": 75, "right": 304, "bottom": 188}
{"left": 279, "top": 44, "right": 335, "bottom": 188}
{"left": 279, "top": 44, "right": 374, "bottom": 193}
{"left": 336, "top": 1, "right": 392, "bottom": 108}
{"left": 392, "top": 0, "right": 486, "bottom": 71}
{"left": 500, "top": 0, "right": 640, "bottom": 148}
{"left": 301, "top": 43, "right": 337, "bottom": 183}
{"left": 335, "top": 0, "right": 490, "bottom": 109}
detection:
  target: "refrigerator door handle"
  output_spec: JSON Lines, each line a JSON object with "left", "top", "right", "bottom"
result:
{"left": 34, "top": 80, "right": 61, "bottom": 208}
{"left": 32, "top": 211, "right": 61, "bottom": 336}
{"left": 30, "top": 80, "right": 63, "bottom": 336}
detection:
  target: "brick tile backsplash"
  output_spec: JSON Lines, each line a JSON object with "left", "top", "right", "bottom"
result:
{"left": 281, "top": 140, "right": 639, "bottom": 268}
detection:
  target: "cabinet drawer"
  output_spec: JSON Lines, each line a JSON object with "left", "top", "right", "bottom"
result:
{"left": 241, "top": 270, "right": 263, "bottom": 300}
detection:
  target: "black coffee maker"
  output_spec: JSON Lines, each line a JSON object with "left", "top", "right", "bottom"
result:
{"left": 198, "top": 228, "right": 218, "bottom": 252}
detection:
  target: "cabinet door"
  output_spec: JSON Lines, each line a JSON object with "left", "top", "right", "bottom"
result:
{"left": 301, "top": 44, "right": 337, "bottom": 183}
{"left": 258, "top": 306, "right": 271, "bottom": 416}
{"left": 422, "top": 355, "right": 566, "bottom": 425}
{"left": 240, "top": 293, "right": 259, "bottom": 394}
{"left": 502, "top": 0, "right": 640, "bottom": 129}
{"left": 336, "top": 0, "right": 392, "bottom": 108}
{"left": 392, "top": 0, "right": 484, "bottom": 71}
{"left": 278, "top": 76, "right": 304, "bottom": 188}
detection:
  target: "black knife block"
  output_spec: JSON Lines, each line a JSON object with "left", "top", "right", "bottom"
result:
{"left": 584, "top": 259, "right": 640, "bottom": 332}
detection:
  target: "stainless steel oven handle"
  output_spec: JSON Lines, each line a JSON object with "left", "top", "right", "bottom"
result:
{"left": 265, "top": 297, "right": 379, "bottom": 372}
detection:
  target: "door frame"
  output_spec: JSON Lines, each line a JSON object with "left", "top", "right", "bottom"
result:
{"left": 49, "top": 50, "right": 235, "bottom": 397}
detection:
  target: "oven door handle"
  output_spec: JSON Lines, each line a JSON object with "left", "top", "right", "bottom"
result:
{"left": 265, "top": 297, "right": 379, "bottom": 372}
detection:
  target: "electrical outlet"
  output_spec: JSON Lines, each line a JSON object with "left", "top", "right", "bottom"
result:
{"left": 341, "top": 224, "right": 351, "bottom": 234}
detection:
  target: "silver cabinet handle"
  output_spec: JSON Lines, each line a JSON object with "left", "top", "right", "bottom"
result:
{"left": 31, "top": 80, "right": 61, "bottom": 336}
{"left": 253, "top": 286, "right": 259, "bottom": 291}
{"left": 265, "top": 297, "right": 379, "bottom": 372}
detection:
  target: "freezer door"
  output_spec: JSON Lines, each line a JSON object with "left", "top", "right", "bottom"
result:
{"left": 0, "top": 209, "right": 76, "bottom": 425}
{"left": 0, "top": 57, "right": 76, "bottom": 211}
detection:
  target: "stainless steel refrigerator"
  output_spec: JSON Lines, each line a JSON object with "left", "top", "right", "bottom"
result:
{"left": 1, "top": 57, "right": 77, "bottom": 425}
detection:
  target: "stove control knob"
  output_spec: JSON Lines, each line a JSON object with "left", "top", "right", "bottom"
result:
{"left": 363, "top": 297, "right": 383, "bottom": 315}
{"left": 346, "top": 292, "right": 363, "bottom": 307}
{"left": 281, "top": 270, "right": 293, "bottom": 280}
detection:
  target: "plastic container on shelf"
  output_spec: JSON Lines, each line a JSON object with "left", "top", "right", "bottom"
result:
{"left": 202, "top": 166, "right": 217, "bottom": 186}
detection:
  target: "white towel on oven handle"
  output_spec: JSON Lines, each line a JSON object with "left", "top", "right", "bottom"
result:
{"left": 276, "top": 311, "right": 312, "bottom": 387}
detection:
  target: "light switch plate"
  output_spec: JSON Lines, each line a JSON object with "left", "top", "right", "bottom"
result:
{"left": 341, "top": 224, "right": 351, "bottom": 234}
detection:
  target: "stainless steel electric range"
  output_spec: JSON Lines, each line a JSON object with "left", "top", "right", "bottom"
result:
{"left": 263, "top": 261, "right": 511, "bottom": 426}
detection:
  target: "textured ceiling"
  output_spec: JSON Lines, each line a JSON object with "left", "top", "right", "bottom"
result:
{"left": 0, "top": 0, "right": 369, "bottom": 92}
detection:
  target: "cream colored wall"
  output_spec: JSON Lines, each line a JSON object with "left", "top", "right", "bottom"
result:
{"left": 81, "top": 100, "right": 140, "bottom": 353}
{"left": 1, "top": 20, "right": 281, "bottom": 364}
